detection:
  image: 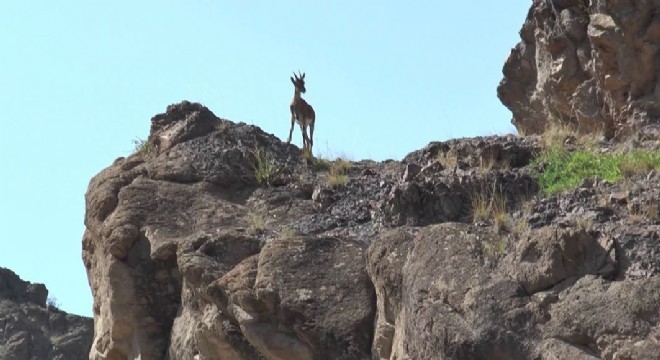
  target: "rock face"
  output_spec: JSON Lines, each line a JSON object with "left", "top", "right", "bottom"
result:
{"left": 83, "top": 101, "right": 660, "bottom": 359}
{"left": 498, "top": 0, "right": 660, "bottom": 138}
{"left": 0, "top": 267, "right": 93, "bottom": 360}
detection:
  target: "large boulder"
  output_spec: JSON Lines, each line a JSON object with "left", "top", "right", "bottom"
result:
{"left": 83, "top": 102, "right": 376, "bottom": 359}
{"left": 366, "top": 223, "right": 660, "bottom": 359}
{"left": 0, "top": 268, "right": 93, "bottom": 360}
{"left": 498, "top": 0, "right": 660, "bottom": 138}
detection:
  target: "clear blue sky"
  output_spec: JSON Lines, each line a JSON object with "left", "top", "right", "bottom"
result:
{"left": 0, "top": 1, "right": 529, "bottom": 316}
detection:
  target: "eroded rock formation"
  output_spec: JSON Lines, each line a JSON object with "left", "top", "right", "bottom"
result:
{"left": 83, "top": 101, "right": 660, "bottom": 359}
{"left": 498, "top": 0, "right": 660, "bottom": 138}
{"left": 0, "top": 267, "right": 93, "bottom": 360}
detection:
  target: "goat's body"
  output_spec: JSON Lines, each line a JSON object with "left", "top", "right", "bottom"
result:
{"left": 287, "top": 86, "right": 316, "bottom": 153}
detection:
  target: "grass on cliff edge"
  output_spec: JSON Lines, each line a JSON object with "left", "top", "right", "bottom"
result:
{"left": 533, "top": 146, "right": 660, "bottom": 194}
{"left": 132, "top": 137, "right": 153, "bottom": 155}
{"left": 251, "top": 147, "right": 276, "bottom": 185}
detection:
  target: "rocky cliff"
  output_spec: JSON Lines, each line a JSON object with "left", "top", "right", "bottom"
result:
{"left": 0, "top": 267, "right": 93, "bottom": 360}
{"left": 498, "top": 0, "right": 660, "bottom": 139}
{"left": 83, "top": 101, "right": 660, "bottom": 359}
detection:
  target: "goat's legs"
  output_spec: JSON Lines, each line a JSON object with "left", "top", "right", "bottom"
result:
{"left": 300, "top": 123, "right": 310, "bottom": 152}
{"left": 308, "top": 122, "right": 314, "bottom": 153}
{"left": 287, "top": 113, "right": 295, "bottom": 144}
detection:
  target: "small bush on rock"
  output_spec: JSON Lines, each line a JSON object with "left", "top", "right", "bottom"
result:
{"left": 132, "top": 137, "right": 153, "bottom": 155}
{"left": 326, "top": 158, "right": 351, "bottom": 188}
{"left": 251, "top": 147, "right": 276, "bottom": 186}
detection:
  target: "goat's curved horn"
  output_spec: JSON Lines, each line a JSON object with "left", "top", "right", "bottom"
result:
{"left": 292, "top": 71, "right": 298, "bottom": 80}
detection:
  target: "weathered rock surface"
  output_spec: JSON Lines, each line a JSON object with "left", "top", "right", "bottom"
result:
{"left": 83, "top": 101, "right": 660, "bottom": 359}
{"left": 0, "top": 267, "right": 93, "bottom": 360}
{"left": 498, "top": 0, "right": 660, "bottom": 139}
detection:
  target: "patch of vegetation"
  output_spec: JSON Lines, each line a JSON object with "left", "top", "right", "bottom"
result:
{"left": 332, "top": 157, "right": 351, "bottom": 173}
{"left": 628, "top": 198, "right": 660, "bottom": 223}
{"left": 470, "top": 185, "right": 508, "bottom": 226}
{"left": 512, "top": 218, "right": 531, "bottom": 237}
{"left": 301, "top": 148, "right": 314, "bottom": 161}
{"left": 213, "top": 119, "right": 229, "bottom": 132}
{"left": 540, "top": 123, "right": 577, "bottom": 149}
{"left": 279, "top": 226, "right": 297, "bottom": 240}
{"left": 312, "top": 157, "right": 331, "bottom": 172}
{"left": 47, "top": 296, "right": 60, "bottom": 310}
{"left": 533, "top": 146, "right": 660, "bottom": 194}
{"left": 481, "top": 236, "right": 509, "bottom": 260}
{"left": 493, "top": 209, "right": 511, "bottom": 234}
{"left": 479, "top": 151, "right": 511, "bottom": 171}
{"left": 132, "top": 137, "right": 154, "bottom": 155}
{"left": 471, "top": 190, "right": 491, "bottom": 223}
{"left": 327, "top": 173, "right": 349, "bottom": 188}
{"left": 251, "top": 147, "right": 276, "bottom": 186}
{"left": 437, "top": 152, "right": 458, "bottom": 168}
{"left": 383, "top": 160, "right": 402, "bottom": 173}
{"left": 326, "top": 157, "right": 351, "bottom": 188}
{"left": 480, "top": 152, "right": 497, "bottom": 171}
{"left": 533, "top": 146, "right": 619, "bottom": 194}
{"left": 247, "top": 212, "right": 267, "bottom": 235}
{"left": 618, "top": 150, "right": 660, "bottom": 177}
{"left": 573, "top": 215, "right": 595, "bottom": 231}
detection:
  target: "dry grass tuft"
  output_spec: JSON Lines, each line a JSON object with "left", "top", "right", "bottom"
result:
{"left": 312, "top": 157, "right": 331, "bottom": 172}
{"left": 279, "top": 226, "right": 297, "bottom": 240}
{"left": 481, "top": 236, "right": 509, "bottom": 260}
{"left": 247, "top": 212, "right": 268, "bottom": 235}
{"left": 628, "top": 198, "right": 660, "bottom": 223}
{"left": 251, "top": 147, "right": 276, "bottom": 186}
{"left": 540, "top": 123, "right": 577, "bottom": 149}
{"left": 617, "top": 150, "right": 660, "bottom": 178}
{"left": 512, "top": 218, "right": 531, "bottom": 237}
{"left": 471, "top": 185, "right": 509, "bottom": 234}
{"left": 132, "top": 137, "right": 154, "bottom": 155}
{"left": 573, "top": 216, "right": 595, "bottom": 231}
{"left": 479, "top": 151, "right": 511, "bottom": 171}
{"left": 576, "top": 127, "right": 605, "bottom": 150}
{"left": 493, "top": 210, "right": 511, "bottom": 234}
{"left": 437, "top": 152, "right": 458, "bottom": 168}
{"left": 326, "top": 157, "right": 351, "bottom": 188}
{"left": 213, "top": 120, "right": 229, "bottom": 132}
{"left": 301, "top": 148, "right": 314, "bottom": 161}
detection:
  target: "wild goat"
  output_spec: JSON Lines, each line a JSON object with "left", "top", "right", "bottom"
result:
{"left": 287, "top": 71, "right": 316, "bottom": 153}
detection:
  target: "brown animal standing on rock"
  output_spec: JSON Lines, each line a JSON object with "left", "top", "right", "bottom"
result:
{"left": 287, "top": 71, "right": 316, "bottom": 154}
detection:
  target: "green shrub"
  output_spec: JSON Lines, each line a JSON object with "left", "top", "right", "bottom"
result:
{"left": 132, "top": 137, "right": 153, "bottom": 155}
{"left": 251, "top": 147, "right": 276, "bottom": 185}
{"left": 533, "top": 146, "right": 660, "bottom": 194}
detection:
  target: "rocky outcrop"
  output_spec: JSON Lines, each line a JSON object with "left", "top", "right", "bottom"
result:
{"left": 498, "top": 0, "right": 660, "bottom": 138}
{"left": 83, "top": 102, "right": 660, "bottom": 359}
{"left": 366, "top": 224, "right": 659, "bottom": 359}
{"left": 0, "top": 267, "right": 93, "bottom": 360}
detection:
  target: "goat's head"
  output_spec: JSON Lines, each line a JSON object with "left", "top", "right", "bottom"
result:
{"left": 290, "top": 71, "right": 306, "bottom": 94}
